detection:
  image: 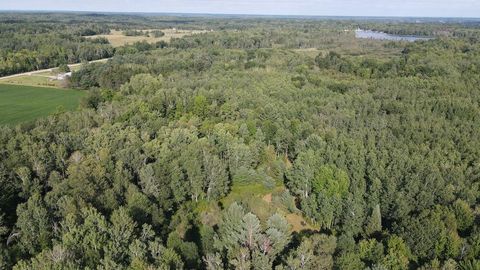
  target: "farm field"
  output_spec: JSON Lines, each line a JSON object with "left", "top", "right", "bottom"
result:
{"left": 0, "top": 84, "right": 86, "bottom": 125}
{"left": 86, "top": 28, "right": 208, "bottom": 47}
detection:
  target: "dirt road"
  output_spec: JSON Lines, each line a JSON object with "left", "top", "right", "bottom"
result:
{"left": 0, "top": 58, "right": 111, "bottom": 81}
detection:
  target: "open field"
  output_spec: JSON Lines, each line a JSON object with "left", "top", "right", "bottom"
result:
{"left": 0, "top": 72, "right": 62, "bottom": 88}
{"left": 0, "top": 84, "right": 86, "bottom": 125}
{"left": 85, "top": 29, "right": 208, "bottom": 47}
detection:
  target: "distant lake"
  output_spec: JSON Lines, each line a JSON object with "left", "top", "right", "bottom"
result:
{"left": 355, "top": 29, "right": 433, "bottom": 42}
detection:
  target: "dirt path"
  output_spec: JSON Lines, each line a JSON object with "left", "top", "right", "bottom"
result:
{"left": 0, "top": 58, "right": 111, "bottom": 81}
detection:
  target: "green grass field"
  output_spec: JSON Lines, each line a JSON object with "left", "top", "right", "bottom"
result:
{"left": 0, "top": 84, "right": 86, "bottom": 125}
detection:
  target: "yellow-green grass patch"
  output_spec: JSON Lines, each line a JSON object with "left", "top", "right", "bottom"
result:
{"left": 86, "top": 29, "right": 209, "bottom": 47}
{"left": 0, "top": 74, "right": 61, "bottom": 88}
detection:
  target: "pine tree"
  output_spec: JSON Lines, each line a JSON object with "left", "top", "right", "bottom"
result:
{"left": 365, "top": 204, "right": 382, "bottom": 236}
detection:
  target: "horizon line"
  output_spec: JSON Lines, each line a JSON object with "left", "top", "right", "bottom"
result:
{"left": 0, "top": 9, "right": 479, "bottom": 20}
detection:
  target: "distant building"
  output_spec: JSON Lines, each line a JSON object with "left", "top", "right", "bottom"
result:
{"left": 56, "top": 72, "right": 72, "bottom": 80}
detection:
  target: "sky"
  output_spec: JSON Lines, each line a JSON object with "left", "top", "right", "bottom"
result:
{"left": 1, "top": 0, "right": 480, "bottom": 18}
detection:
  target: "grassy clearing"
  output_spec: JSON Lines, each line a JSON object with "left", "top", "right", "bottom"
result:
{"left": 86, "top": 29, "right": 209, "bottom": 47}
{"left": 220, "top": 182, "right": 276, "bottom": 208}
{"left": 285, "top": 213, "right": 319, "bottom": 232}
{"left": 214, "top": 181, "right": 319, "bottom": 232}
{"left": 0, "top": 74, "right": 61, "bottom": 88}
{"left": 0, "top": 84, "right": 86, "bottom": 125}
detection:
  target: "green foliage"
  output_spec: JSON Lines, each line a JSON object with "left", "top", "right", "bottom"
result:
{"left": 214, "top": 203, "right": 291, "bottom": 269}
{"left": 365, "top": 204, "right": 382, "bottom": 236}
{"left": 0, "top": 16, "right": 113, "bottom": 76}
{"left": 452, "top": 199, "right": 474, "bottom": 232}
{"left": 313, "top": 165, "right": 350, "bottom": 198}
{"left": 151, "top": 30, "right": 166, "bottom": 38}
{"left": 382, "top": 236, "right": 411, "bottom": 270}
{"left": 122, "top": 30, "right": 146, "bottom": 36}
{"left": 57, "top": 64, "right": 71, "bottom": 73}
{"left": 167, "top": 232, "right": 200, "bottom": 268}
{"left": 335, "top": 251, "right": 365, "bottom": 270}
{"left": 279, "top": 234, "right": 337, "bottom": 270}
{"left": 15, "top": 194, "right": 52, "bottom": 255}
{"left": 1, "top": 13, "right": 480, "bottom": 270}
{"left": 193, "top": 95, "right": 208, "bottom": 118}
{"left": 458, "top": 259, "right": 480, "bottom": 270}
{"left": 359, "top": 239, "right": 384, "bottom": 266}
{"left": 286, "top": 150, "right": 316, "bottom": 199}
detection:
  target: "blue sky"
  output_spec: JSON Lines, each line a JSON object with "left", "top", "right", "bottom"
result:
{"left": 2, "top": 0, "right": 480, "bottom": 17}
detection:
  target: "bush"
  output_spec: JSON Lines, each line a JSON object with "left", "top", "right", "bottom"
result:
{"left": 57, "top": 64, "right": 70, "bottom": 73}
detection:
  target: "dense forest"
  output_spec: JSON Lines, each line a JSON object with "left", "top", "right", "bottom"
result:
{"left": 0, "top": 14, "right": 114, "bottom": 76}
{"left": 0, "top": 12, "right": 200, "bottom": 77}
{"left": 1, "top": 13, "right": 480, "bottom": 269}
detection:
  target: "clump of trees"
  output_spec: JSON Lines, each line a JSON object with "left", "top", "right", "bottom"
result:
{"left": 123, "top": 29, "right": 149, "bottom": 36}
{"left": 57, "top": 64, "right": 71, "bottom": 73}
{"left": 0, "top": 16, "right": 116, "bottom": 77}
{"left": 151, "top": 30, "right": 166, "bottom": 37}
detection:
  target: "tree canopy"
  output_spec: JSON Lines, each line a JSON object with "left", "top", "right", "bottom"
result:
{"left": 0, "top": 13, "right": 480, "bottom": 269}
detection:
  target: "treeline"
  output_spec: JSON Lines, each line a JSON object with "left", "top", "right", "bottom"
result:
{"left": 0, "top": 16, "right": 117, "bottom": 76}
{"left": 360, "top": 24, "right": 443, "bottom": 37}
{"left": 358, "top": 21, "right": 480, "bottom": 40}
{"left": 0, "top": 12, "right": 186, "bottom": 77}
{"left": 122, "top": 30, "right": 165, "bottom": 37}
{"left": 315, "top": 38, "right": 480, "bottom": 79}
{"left": 169, "top": 28, "right": 357, "bottom": 50}
{"left": 0, "top": 34, "right": 114, "bottom": 76}
{"left": 123, "top": 30, "right": 149, "bottom": 36}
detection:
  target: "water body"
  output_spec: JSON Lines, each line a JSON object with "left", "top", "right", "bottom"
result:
{"left": 355, "top": 29, "right": 433, "bottom": 42}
